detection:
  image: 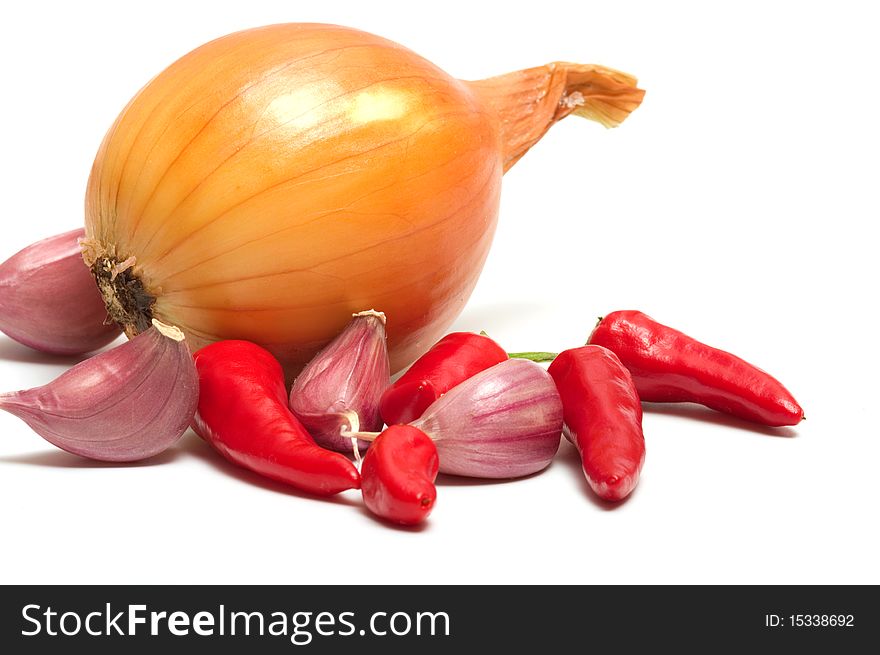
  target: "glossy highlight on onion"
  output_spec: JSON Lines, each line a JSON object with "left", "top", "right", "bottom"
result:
{"left": 82, "top": 23, "right": 644, "bottom": 378}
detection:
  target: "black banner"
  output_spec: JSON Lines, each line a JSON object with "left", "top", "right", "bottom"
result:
{"left": 0, "top": 585, "right": 875, "bottom": 652}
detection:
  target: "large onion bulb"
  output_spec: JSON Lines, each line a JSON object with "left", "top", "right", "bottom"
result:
{"left": 83, "top": 23, "right": 643, "bottom": 377}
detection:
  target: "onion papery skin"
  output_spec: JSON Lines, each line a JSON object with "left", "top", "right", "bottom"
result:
{"left": 84, "top": 23, "right": 641, "bottom": 378}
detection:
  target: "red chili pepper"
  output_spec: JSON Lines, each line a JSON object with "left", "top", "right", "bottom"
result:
{"left": 380, "top": 332, "right": 508, "bottom": 425}
{"left": 361, "top": 425, "right": 439, "bottom": 525}
{"left": 548, "top": 345, "right": 645, "bottom": 502}
{"left": 192, "top": 340, "right": 360, "bottom": 496}
{"left": 588, "top": 310, "right": 804, "bottom": 427}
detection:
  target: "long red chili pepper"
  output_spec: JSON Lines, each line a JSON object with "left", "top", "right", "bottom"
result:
{"left": 379, "top": 332, "right": 508, "bottom": 425}
{"left": 588, "top": 310, "right": 804, "bottom": 427}
{"left": 361, "top": 425, "right": 439, "bottom": 526}
{"left": 548, "top": 345, "right": 645, "bottom": 502}
{"left": 192, "top": 340, "right": 361, "bottom": 496}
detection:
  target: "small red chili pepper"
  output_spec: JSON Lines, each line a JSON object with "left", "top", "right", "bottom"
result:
{"left": 361, "top": 425, "right": 439, "bottom": 525}
{"left": 192, "top": 340, "right": 360, "bottom": 496}
{"left": 548, "top": 345, "right": 645, "bottom": 502}
{"left": 379, "top": 332, "right": 508, "bottom": 425}
{"left": 588, "top": 310, "right": 804, "bottom": 427}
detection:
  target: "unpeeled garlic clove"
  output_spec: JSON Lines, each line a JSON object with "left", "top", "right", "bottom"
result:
{"left": 289, "top": 310, "right": 390, "bottom": 454}
{"left": 410, "top": 358, "right": 563, "bottom": 478}
{"left": 0, "top": 319, "right": 198, "bottom": 462}
{"left": 0, "top": 228, "right": 121, "bottom": 354}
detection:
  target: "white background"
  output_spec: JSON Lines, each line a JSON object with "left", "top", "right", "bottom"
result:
{"left": 1, "top": 0, "right": 877, "bottom": 585}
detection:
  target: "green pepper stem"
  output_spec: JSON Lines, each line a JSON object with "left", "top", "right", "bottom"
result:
{"left": 508, "top": 351, "right": 559, "bottom": 363}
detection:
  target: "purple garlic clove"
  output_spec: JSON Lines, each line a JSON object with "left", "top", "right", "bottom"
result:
{"left": 0, "top": 319, "right": 198, "bottom": 462}
{"left": 0, "top": 228, "right": 121, "bottom": 354}
{"left": 411, "top": 358, "right": 563, "bottom": 478}
{"left": 290, "top": 310, "right": 390, "bottom": 455}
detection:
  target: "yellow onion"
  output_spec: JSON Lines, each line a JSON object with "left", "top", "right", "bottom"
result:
{"left": 83, "top": 23, "right": 643, "bottom": 378}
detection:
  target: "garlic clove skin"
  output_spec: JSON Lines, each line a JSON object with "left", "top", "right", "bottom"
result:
{"left": 0, "top": 319, "right": 198, "bottom": 462}
{"left": 0, "top": 229, "right": 121, "bottom": 354}
{"left": 289, "top": 310, "right": 390, "bottom": 454}
{"left": 411, "top": 358, "right": 563, "bottom": 478}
